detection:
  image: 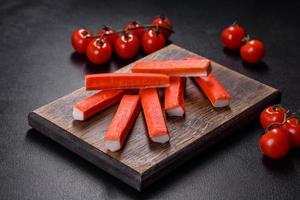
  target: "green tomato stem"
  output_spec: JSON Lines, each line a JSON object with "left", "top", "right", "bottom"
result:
{"left": 86, "top": 24, "right": 174, "bottom": 39}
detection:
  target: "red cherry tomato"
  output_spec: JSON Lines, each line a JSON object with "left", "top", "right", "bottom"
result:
{"left": 221, "top": 24, "right": 245, "bottom": 49}
{"left": 151, "top": 15, "right": 173, "bottom": 39}
{"left": 97, "top": 26, "right": 118, "bottom": 48}
{"left": 283, "top": 117, "right": 300, "bottom": 148}
{"left": 240, "top": 40, "right": 265, "bottom": 63}
{"left": 86, "top": 38, "right": 112, "bottom": 64}
{"left": 71, "top": 28, "right": 93, "bottom": 54}
{"left": 142, "top": 29, "right": 166, "bottom": 54}
{"left": 259, "top": 127, "right": 290, "bottom": 159}
{"left": 124, "top": 21, "right": 145, "bottom": 42}
{"left": 260, "top": 105, "right": 287, "bottom": 129}
{"left": 114, "top": 33, "right": 139, "bottom": 59}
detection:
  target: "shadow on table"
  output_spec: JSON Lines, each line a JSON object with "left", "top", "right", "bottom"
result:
{"left": 70, "top": 52, "right": 87, "bottom": 66}
{"left": 222, "top": 48, "right": 240, "bottom": 61}
{"left": 262, "top": 156, "right": 293, "bottom": 172}
{"left": 222, "top": 48, "right": 269, "bottom": 73}
{"left": 26, "top": 128, "right": 140, "bottom": 196}
{"left": 26, "top": 119, "right": 281, "bottom": 200}
{"left": 261, "top": 149, "right": 298, "bottom": 173}
{"left": 242, "top": 61, "right": 269, "bottom": 72}
{"left": 69, "top": 51, "right": 147, "bottom": 75}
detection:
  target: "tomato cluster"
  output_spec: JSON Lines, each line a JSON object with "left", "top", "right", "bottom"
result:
{"left": 221, "top": 23, "right": 265, "bottom": 64}
{"left": 259, "top": 105, "right": 300, "bottom": 159}
{"left": 71, "top": 15, "right": 173, "bottom": 64}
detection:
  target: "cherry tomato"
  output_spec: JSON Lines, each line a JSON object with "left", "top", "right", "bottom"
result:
{"left": 221, "top": 24, "right": 246, "bottom": 49}
{"left": 151, "top": 15, "right": 173, "bottom": 39}
{"left": 86, "top": 38, "right": 112, "bottom": 64}
{"left": 259, "top": 127, "right": 290, "bottom": 159}
{"left": 142, "top": 29, "right": 165, "bottom": 54}
{"left": 240, "top": 40, "right": 265, "bottom": 63}
{"left": 71, "top": 28, "right": 93, "bottom": 54}
{"left": 283, "top": 117, "right": 300, "bottom": 148}
{"left": 97, "top": 26, "right": 118, "bottom": 48}
{"left": 114, "top": 33, "right": 139, "bottom": 59}
{"left": 260, "top": 105, "right": 287, "bottom": 129}
{"left": 124, "top": 21, "right": 145, "bottom": 41}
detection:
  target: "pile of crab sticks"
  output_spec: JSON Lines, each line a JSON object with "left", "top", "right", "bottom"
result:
{"left": 73, "top": 56, "right": 231, "bottom": 152}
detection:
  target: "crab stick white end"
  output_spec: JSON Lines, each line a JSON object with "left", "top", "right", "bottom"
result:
{"left": 105, "top": 141, "right": 121, "bottom": 152}
{"left": 196, "top": 70, "right": 210, "bottom": 77}
{"left": 184, "top": 56, "right": 211, "bottom": 76}
{"left": 151, "top": 134, "right": 170, "bottom": 143}
{"left": 166, "top": 107, "right": 185, "bottom": 117}
{"left": 213, "top": 99, "right": 230, "bottom": 108}
{"left": 165, "top": 77, "right": 186, "bottom": 117}
{"left": 73, "top": 89, "right": 124, "bottom": 121}
{"left": 104, "top": 95, "right": 140, "bottom": 152}
{"left": 140, "top": 88, "right": 170, "bottom": 143}
{"left": 72, "top": 106, "right": 84, "bottom": 121}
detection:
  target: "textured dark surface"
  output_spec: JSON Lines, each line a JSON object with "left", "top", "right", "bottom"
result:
{"left": 0, "top": 0, "right": 299, "bottom": 199}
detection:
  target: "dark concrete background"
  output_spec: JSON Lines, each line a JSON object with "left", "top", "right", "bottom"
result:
{"left": 0, "top": 0, "right": 299, "bottom": 199}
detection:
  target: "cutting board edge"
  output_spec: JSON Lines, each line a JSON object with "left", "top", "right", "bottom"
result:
{"left": 27, "top": 44, "right": 283, "bottom": 191}
{"left": 28, "top": 89, "right": 281, "bottom": 191}
{"left": 28, "top": 111, "right": 143, "bottom": 191}
{"left": 139, "top": 89, "right": 281, "bottom": 190}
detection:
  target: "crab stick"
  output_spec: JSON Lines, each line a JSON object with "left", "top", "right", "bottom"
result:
{"left": 73, "top": 89, "right": 124, "bottom": 121}
{"left": 104, "top": 95, "right": 140, "bottom": 152}
{"left": 193, "top": 75, "right": 231, "bottom": 107}
{"left": 131, "top": 59, "right": 211, "bottom": 77}
{"left": 140, "top": 88, "right": 170, "bottom": 143}
{"left": 85, "top": 73, "right": 170, "bottom": 90}
{"left": 186, "top": 56, "right": 231, "bottom": 108}
{"left": 164, "top": 77, "right": 186, "bottom": 116}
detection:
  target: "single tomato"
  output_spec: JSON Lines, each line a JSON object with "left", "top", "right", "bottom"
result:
{"left": 260, "top": 105, "right": 287, "bottom": 129}
{"left": 151, "top": 15, "right": 173, "bottom": 39}
{"left": 142, "top": 29, "right": 165, "bottom": 54}
{"left": 97, "top": 26, "right": 118, "bottom": 48}
{"left": 124, "top": 21, "right": 145, "bottom": 41}
{"left": 240, "top": 39, "right": 265, "bottom": 63}
{"left": 86, "top": 38, "right": 112, "bottom": 64}
{"left": 114, "top": 33, "right": 139, "bottom": 59}
{"left": 221, "top": 24, "right": 246, "bottom": 49}
{"left": 282, "top": 117, "right": 300, "bottom": 148}
{"left": 259, "top": 127, "right": 290, "bottom": 159}
{"left": 71, "top": 28, "right": 93, "bottom": 54}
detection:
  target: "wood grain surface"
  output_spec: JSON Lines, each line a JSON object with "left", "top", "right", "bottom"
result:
{"left": 28, "top": 44, "right": 281, "bottom": 191}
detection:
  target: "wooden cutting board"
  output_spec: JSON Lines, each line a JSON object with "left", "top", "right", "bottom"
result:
{"left": 28, "top": 44, "right": 280, "bottom": 191}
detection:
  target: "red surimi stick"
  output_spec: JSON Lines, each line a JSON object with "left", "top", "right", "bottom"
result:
{"left": 193, "top": 75, "right": 231, "bottom": 107}
{"left": 186, "top": 56, "right": 231, "bottom": 108}
{"left": 85, "top": 73, "right": 170, "bottom": 90}
{"left": 140, "top": 88, "right": 170, "bottom": 143}
{"left": 131, "top": 59, "right": 212, "bottom": 77}
{"left": 73, "top": 89, "right": 124, "bottom": 121}
{"left": 164, "top": 77, "right": 186, "bottom": 117}
{"left": 104, "top": 95, "right": 140, "bottom": 152}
